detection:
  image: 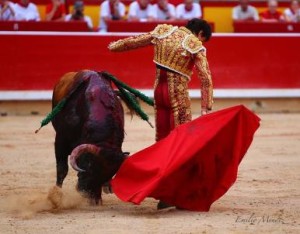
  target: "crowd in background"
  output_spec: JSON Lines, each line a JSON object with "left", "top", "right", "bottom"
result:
{"left": 99, "top": 0, "right": 203, "bottom": 31}
{"left": 233, "top": 0, "right": 300, "bottom": 23}
{"left": 1, "top": 0, "right": 300, "bottom": 31}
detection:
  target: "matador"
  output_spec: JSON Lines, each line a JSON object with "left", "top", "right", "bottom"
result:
{"left": 109, "top": 18, "right": 213, "bottom": 142}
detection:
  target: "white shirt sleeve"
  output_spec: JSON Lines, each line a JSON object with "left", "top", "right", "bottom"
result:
{"left": 194, "top": 3, "right": 201, "bottom": 18}
{"left": 13, "top": 4, "right": 21, "bottom": 21}
{"left": 232, "top": 6, "right": 239, "bottom": 20}
{"left": 152, "top": 4, "right": 158, "bottom": 19}
{"left": 119, "top": 3, "right": 126, "bottom": 18}
{"left": 283, "top": 8, "right": 290, "bottom": 17}
{"left": 148, "top": 4, "right": 156, "bottom": 18}
{"left": 128, "top": 2, "right": 137, "bottom": 18}
{"left": 85, "top": 16, "right": 93, "bottom": 28}
{"left": 32, "top": 4, "right": 40, "bottom": 21}
{"left": 100, "top": 1, "right": 110, "bottom": 18}
{"left": 252, "top": 7, "right": 259, "bottom": 21}
{"left": 101, "top": 1, "right": 125, "bottom": 18}
{"left": 65, "top": 14, "right": 71, "bottom": 21}
{"left": 176, "top": 4, "right": 183, "bottom": 19}
{"left": 169, "top": 4, "right": 176, "bottom": 18}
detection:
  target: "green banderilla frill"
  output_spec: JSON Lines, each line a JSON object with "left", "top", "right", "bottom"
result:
{"left": 114, "top": 82, "right": 154, "bottom": 128}
{"left": 102, "top": 71, "right": 154, "bottom": 107}
{"left": 101, "top": 71, "right": 154, "bottom": 128}
{"left": 35, "top": 99, "right": 66, "bottom": 133}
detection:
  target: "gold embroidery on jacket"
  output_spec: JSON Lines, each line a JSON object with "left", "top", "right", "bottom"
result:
{"left": 151, "top": 24, "right": 178, "bottom": 39}
{"left": 154, "top": 69, "right": 160, "bottom": 141}
{"left": 182, "top": 35, "right": 204, "bottom": 54}
{"left": 152, "top": 26, "right": 203, "bottom": 79}
{"left": 167, "top": 71, "right": 192, "bottom": 126}
{"left": 195, "top": 51, "right": 213, "bottom": 110}
{"left": 108, "top": 33, "right": 153, "bottom": 52}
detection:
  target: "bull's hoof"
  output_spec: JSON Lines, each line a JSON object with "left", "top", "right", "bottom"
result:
{"left": 89, "top": 198, "right": 102, "bottom": 206}
{"left": 157, "top": 201, "right": 174, "bottom": 210}
{"left": 102, "top": 183, "right": 114, "bottom": 194}
{"left": 47, "top": 186, "right": 63, "bottom": 209}
{"left": 97, "top": 198, "right": 103, "bottom": 206}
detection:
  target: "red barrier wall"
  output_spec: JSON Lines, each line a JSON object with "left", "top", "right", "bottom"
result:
{"left": 0, "top": 32, "right": 300, "bottom": 91}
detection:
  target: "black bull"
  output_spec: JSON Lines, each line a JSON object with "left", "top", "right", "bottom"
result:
{"left": 51, "top": 70, "right": 128, "bottom": 204}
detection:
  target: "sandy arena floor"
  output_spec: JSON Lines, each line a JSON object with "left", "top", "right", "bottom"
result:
{"left": 0, "top": 111, "right": 299, "bottom": 234}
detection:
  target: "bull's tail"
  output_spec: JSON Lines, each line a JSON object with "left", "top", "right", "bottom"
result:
{"left": 101, "top": 71, "right": 154, "bottom": 128}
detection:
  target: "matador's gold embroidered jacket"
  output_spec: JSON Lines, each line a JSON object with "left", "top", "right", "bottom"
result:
{"left": 108, "top": 24, "right": 213, "bottom": 110}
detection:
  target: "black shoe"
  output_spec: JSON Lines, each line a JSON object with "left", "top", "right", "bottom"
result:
{"left": 157, "top": 200, "right": 174, "bottom": 210}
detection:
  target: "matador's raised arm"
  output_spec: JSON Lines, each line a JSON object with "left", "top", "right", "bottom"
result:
{"left": 108, "top": 33, "right": 153, "bottom": 52}
{"left": 108, "top": 24, "right": 177, "bottom": 52}
{"left": 194, "top": 50, "right": 213, "bottom": 111}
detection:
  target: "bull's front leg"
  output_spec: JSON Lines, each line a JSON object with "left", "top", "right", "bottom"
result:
{"left": 95, "top": 187, "right": 103, "bottom": 206}
{"left": 102, "top": 181, "right": 113, "bottom": 194}
{"left": 102, "top": 151, "right": 129, "bottom": 194}
{"left": 54, "top": 135, "right": 70, "bottom": 187}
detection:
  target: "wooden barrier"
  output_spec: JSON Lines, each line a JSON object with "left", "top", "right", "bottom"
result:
{"left": 0, "top": 21, "right": 90, "bottom": 32}
{"left": 233, "top": 22, "right": 300, "bottom": 33}
{"left": 0, "top": 32, "right": 299, "bottom": 99}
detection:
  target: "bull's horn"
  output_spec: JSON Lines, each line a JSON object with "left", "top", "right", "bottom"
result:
{"left": 69, "top": 144, "right": 101, "bottom": 172}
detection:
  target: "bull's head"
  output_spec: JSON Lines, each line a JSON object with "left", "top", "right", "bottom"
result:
{"left": 69, "top": 144, "right": 127, "bottom": 204}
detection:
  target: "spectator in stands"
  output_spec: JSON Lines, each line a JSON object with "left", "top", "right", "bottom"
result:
{"left": 0, "top": 0, "right": 15, "bottom": 20}
{"left": 128, "top": 0, "right": 155, "bottom": 21}
{"left": 283, "top": 0, "right": 300, "bottom": 22}
{"left": 152, "top": 0, "right": 176, "bottom": 20}
{"left": 14, "top": 0, "right": 40, "bottom": 21}
{"left": 99, "top": 0, "right": 126, "bottom": 32}
{"left": 260, "top": 0, "right": 283, "bottom": 22}
{"left": 175, "top": 0, "right": 202, "bottom": 20}
{"left": 65, "top": 0, "right": 93, "bottom": 30}
{"left": 45, "top": 0, "right": 66, "bottom": 21}
{"left": 232, "top": 0, "right": 259, "bottom": 22}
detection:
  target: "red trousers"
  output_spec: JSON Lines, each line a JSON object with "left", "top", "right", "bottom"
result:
{"left": 154, "top": 67, "right": 192, "bottom": 141}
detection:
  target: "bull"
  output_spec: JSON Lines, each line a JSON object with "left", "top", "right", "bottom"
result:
{"left": 51, "top": 70, "right": 130, "bottom": 204}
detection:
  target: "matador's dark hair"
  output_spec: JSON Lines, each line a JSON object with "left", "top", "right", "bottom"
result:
{"left": 185, "top": 18, "right": 212, "bottom": 42}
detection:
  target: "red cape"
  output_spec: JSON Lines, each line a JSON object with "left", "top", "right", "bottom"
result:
{"left": 111, "top": 105, "right": 260, "bottom": 211}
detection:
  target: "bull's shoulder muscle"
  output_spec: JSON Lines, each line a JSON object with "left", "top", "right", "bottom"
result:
{"left": 53, "top": 72, "right": 78, "bottom": 106}
{"left": 52, "top": 70, "right": 94, "bottom": 106}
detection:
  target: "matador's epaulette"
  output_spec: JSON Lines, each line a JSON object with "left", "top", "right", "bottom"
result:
{"left": 182, "top": 34, "right": 204, "bottom": 54}
{"left": 150, "top": 24, "right": 178, "bottom": 39}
